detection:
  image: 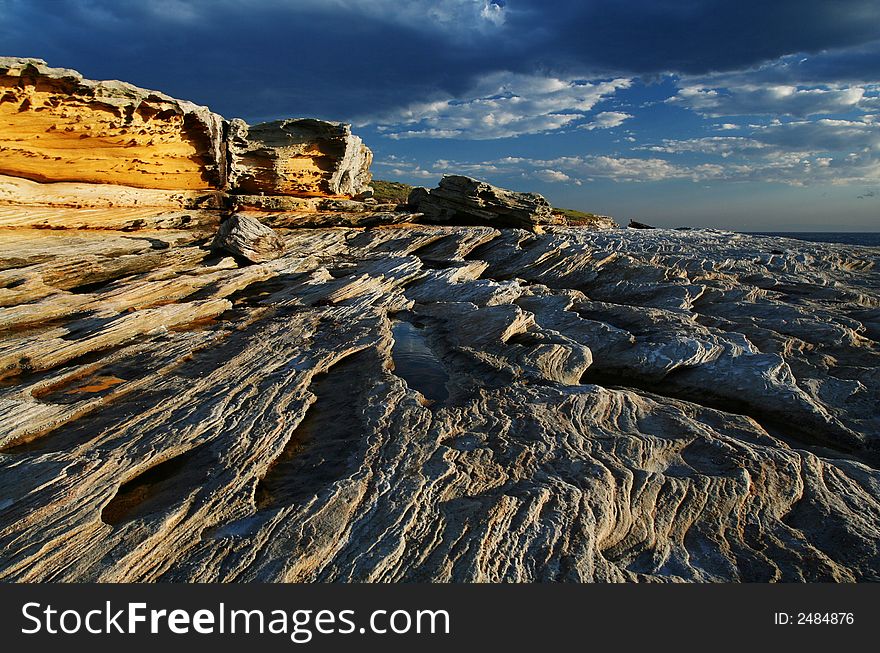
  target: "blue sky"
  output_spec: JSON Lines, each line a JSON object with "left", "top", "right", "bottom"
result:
{"left": 2, "top": 0, "right": 880, "bottom": 230}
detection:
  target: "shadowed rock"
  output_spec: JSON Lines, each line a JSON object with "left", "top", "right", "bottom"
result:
{"left": 212, "top": 214, "right": 284, "bottom": 263}
{"left": 408, "top": 175, "right": 563, "bottom": 229}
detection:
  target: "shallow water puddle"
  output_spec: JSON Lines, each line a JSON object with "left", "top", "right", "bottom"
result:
{"left": 390, "top": 320, "right": 450, "bottom": 404}
{"left": 255, "top": 351, "right": 371, "bottom": 511}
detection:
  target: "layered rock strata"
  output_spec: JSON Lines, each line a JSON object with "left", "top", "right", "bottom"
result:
{"left": 0, "top": 57, "right": 226, "bottom": 193}
{"left": 409, "top": 175, "right": 564, "bottom": 229}
{"left": 0, "top": 58, "right": 373, "bottom": 209}
{"left": 0, "top": 222, "right": 878, "bottom": 582}
{"left": 227, "top": 118, "right": 372, "bottom": 198}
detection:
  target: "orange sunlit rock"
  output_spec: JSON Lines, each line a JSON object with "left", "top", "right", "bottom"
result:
{"left": 0, "top": 57, "right": 225, "bottom": 192}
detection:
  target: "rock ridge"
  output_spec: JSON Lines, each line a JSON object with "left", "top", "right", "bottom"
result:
{"left": 0, "top": 57, "right": 372, "bottom": 207}
{"left": 0, "top": 224, "right": 878, "bottom": 582}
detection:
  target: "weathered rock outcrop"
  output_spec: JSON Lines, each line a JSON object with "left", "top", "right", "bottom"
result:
{"left": 0, "top": 222, "right": 878, "bottom": 582}
{"left": 551, "top": 210, "right": 618, "bottom": 230}
{"left": 584, "top": 215, "right": 619, "bottom": 229}
{"left": 0, "top": 174, "right": 224, "bottom": 211}
{"left": 0, "top": 57, "right": 226, "bottom": 195}
{"left": 227, "top": 118, "right": 372, "bottom": 198}
{"left": 0, "top": 58, "right": 373, "bottom": 209}
{"left": 408, "top": 175, "right": 563, "bottom": 229}
{"left": 213, "top": 214, "right": 285, "bottom": 263}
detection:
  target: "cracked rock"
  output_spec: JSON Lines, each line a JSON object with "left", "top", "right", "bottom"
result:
{"left": 408, "top": 175, "right": 564, "bottom": 229}
{"left": 212, "top": 213, "right": 285, "bottom": 263}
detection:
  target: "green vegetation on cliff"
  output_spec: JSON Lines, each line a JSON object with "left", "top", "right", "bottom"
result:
{"left": 550, "top": 207, "right": 602, "bottom": 225}
{"left": 371, "top": 180, "right": 415, "bottom": 204}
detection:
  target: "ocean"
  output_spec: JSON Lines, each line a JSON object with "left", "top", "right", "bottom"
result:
{"left": 748, "top": 232, "right": 880, "bottom": 247}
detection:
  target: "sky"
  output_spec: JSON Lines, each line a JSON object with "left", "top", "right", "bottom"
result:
{"left": 2, "top": 0, "right": 880, "bottom": 230}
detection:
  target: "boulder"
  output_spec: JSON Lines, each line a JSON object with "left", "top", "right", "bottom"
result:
{"left": 212, "top": 213, "right": 285, "bottom": 263}
{"left": 628, "top": 219, "right": 655, "bottom": 229}
{"left": 407, "top": 175, "right": 562, "bottom": 228}
{"left": 0, "top": 57, "right": 226, "bottom": 194}
{"left": 227, "top": 118, "right": 372, "bottom": 198}
{"left": 587, "top": 215, "right": 618, "bottom": 229}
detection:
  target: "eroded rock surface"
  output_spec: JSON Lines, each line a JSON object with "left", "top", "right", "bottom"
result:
{"left": 0, "top": 57, "right": 226, "bottom": 194}
{"left": 227, "top": 118, "right": 372, "bottom": 198}
{"left": 0, "top": 59, "right": 374, "bottom": 210}
{"left": 213, "top": 214, "right": 285, "bottom": 263}
{"left": 409, "top": 175, "right": 563, "bottom": 229}
{"left": 0, "top": 222, "right": 877, "bottom": 582}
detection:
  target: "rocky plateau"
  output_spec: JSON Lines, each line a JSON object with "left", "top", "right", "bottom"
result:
{"left": 0, "top": 58, "right": 878, "bottom": 583}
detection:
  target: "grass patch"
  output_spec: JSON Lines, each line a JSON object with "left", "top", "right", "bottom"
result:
{"left": 371, "top": 180, "right": 414, "bottom": 204}
{"left": 551, "top": 207, "right": 604, "bottom": 225}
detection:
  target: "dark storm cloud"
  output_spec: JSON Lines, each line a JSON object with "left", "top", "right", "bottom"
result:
{"left": 0, "top": 0, "right": 512, "bottom": 121}
{"left": 680, "top": 42, "right": 880, "bottom": 88}
{"left": 1, "top": 0, "right": 879, "bottom": 120}
{"left": 507, "top": 0, "right": 880, "bottom": 74}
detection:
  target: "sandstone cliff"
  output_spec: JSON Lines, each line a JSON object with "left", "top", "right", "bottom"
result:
{"left": 0, "top": 57, "right": 373, "bottom": 209}
{"left": 0, "top": 57, "right": 226, "bottom": 193}
{"left": 227, "top": 118, "right": 372, "bottom": 199}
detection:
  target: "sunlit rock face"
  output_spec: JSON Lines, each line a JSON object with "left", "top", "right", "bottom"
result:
{"left": 0, "top": 224, "right": 878, "bottom": 582}
{"left": 0, "top": 57, "right": 226, "bottom": 193}
{"left": 227, "top": 118, "right": 373, "bottom": 199}
{"left": 0, "top": 58, "right": 373, "bottom": 209}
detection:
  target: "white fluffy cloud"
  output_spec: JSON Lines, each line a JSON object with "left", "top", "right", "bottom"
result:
{"left": 362, "top": 72, "right": 632, "bottom": 139}
{"left": 534, "top": 169, "right": 574, "bottom": 183}
{"left": 670, "top": 83, "right": 866, "bottom": 117}
{"left": 646, "top": 117, "right": 879, "bottom": 156}
{"left": 579, "top": 111, "right": 633, "bottom": 130}
{"left": 657, "top": 57, "right": 880, "bottom": 186}
{"left": 760, "top": 118, "right": 880, "bottom": 151}
{"left": 386, "top": 128, "right": 464, "bottom": 140}
{"left": 643, "top": 136, "right": 770, "bottom": 157}
{"left": 636, "top": 116, "right": 880, "bottom": 184}
{"left": 371, "top": 47, "right": 880, "bottom": 188}
{"left": 375, "top": 154, "right": 717, "bottom": 185}
{"left": 377, "top": 113, "right": 880, "bottom": 187}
